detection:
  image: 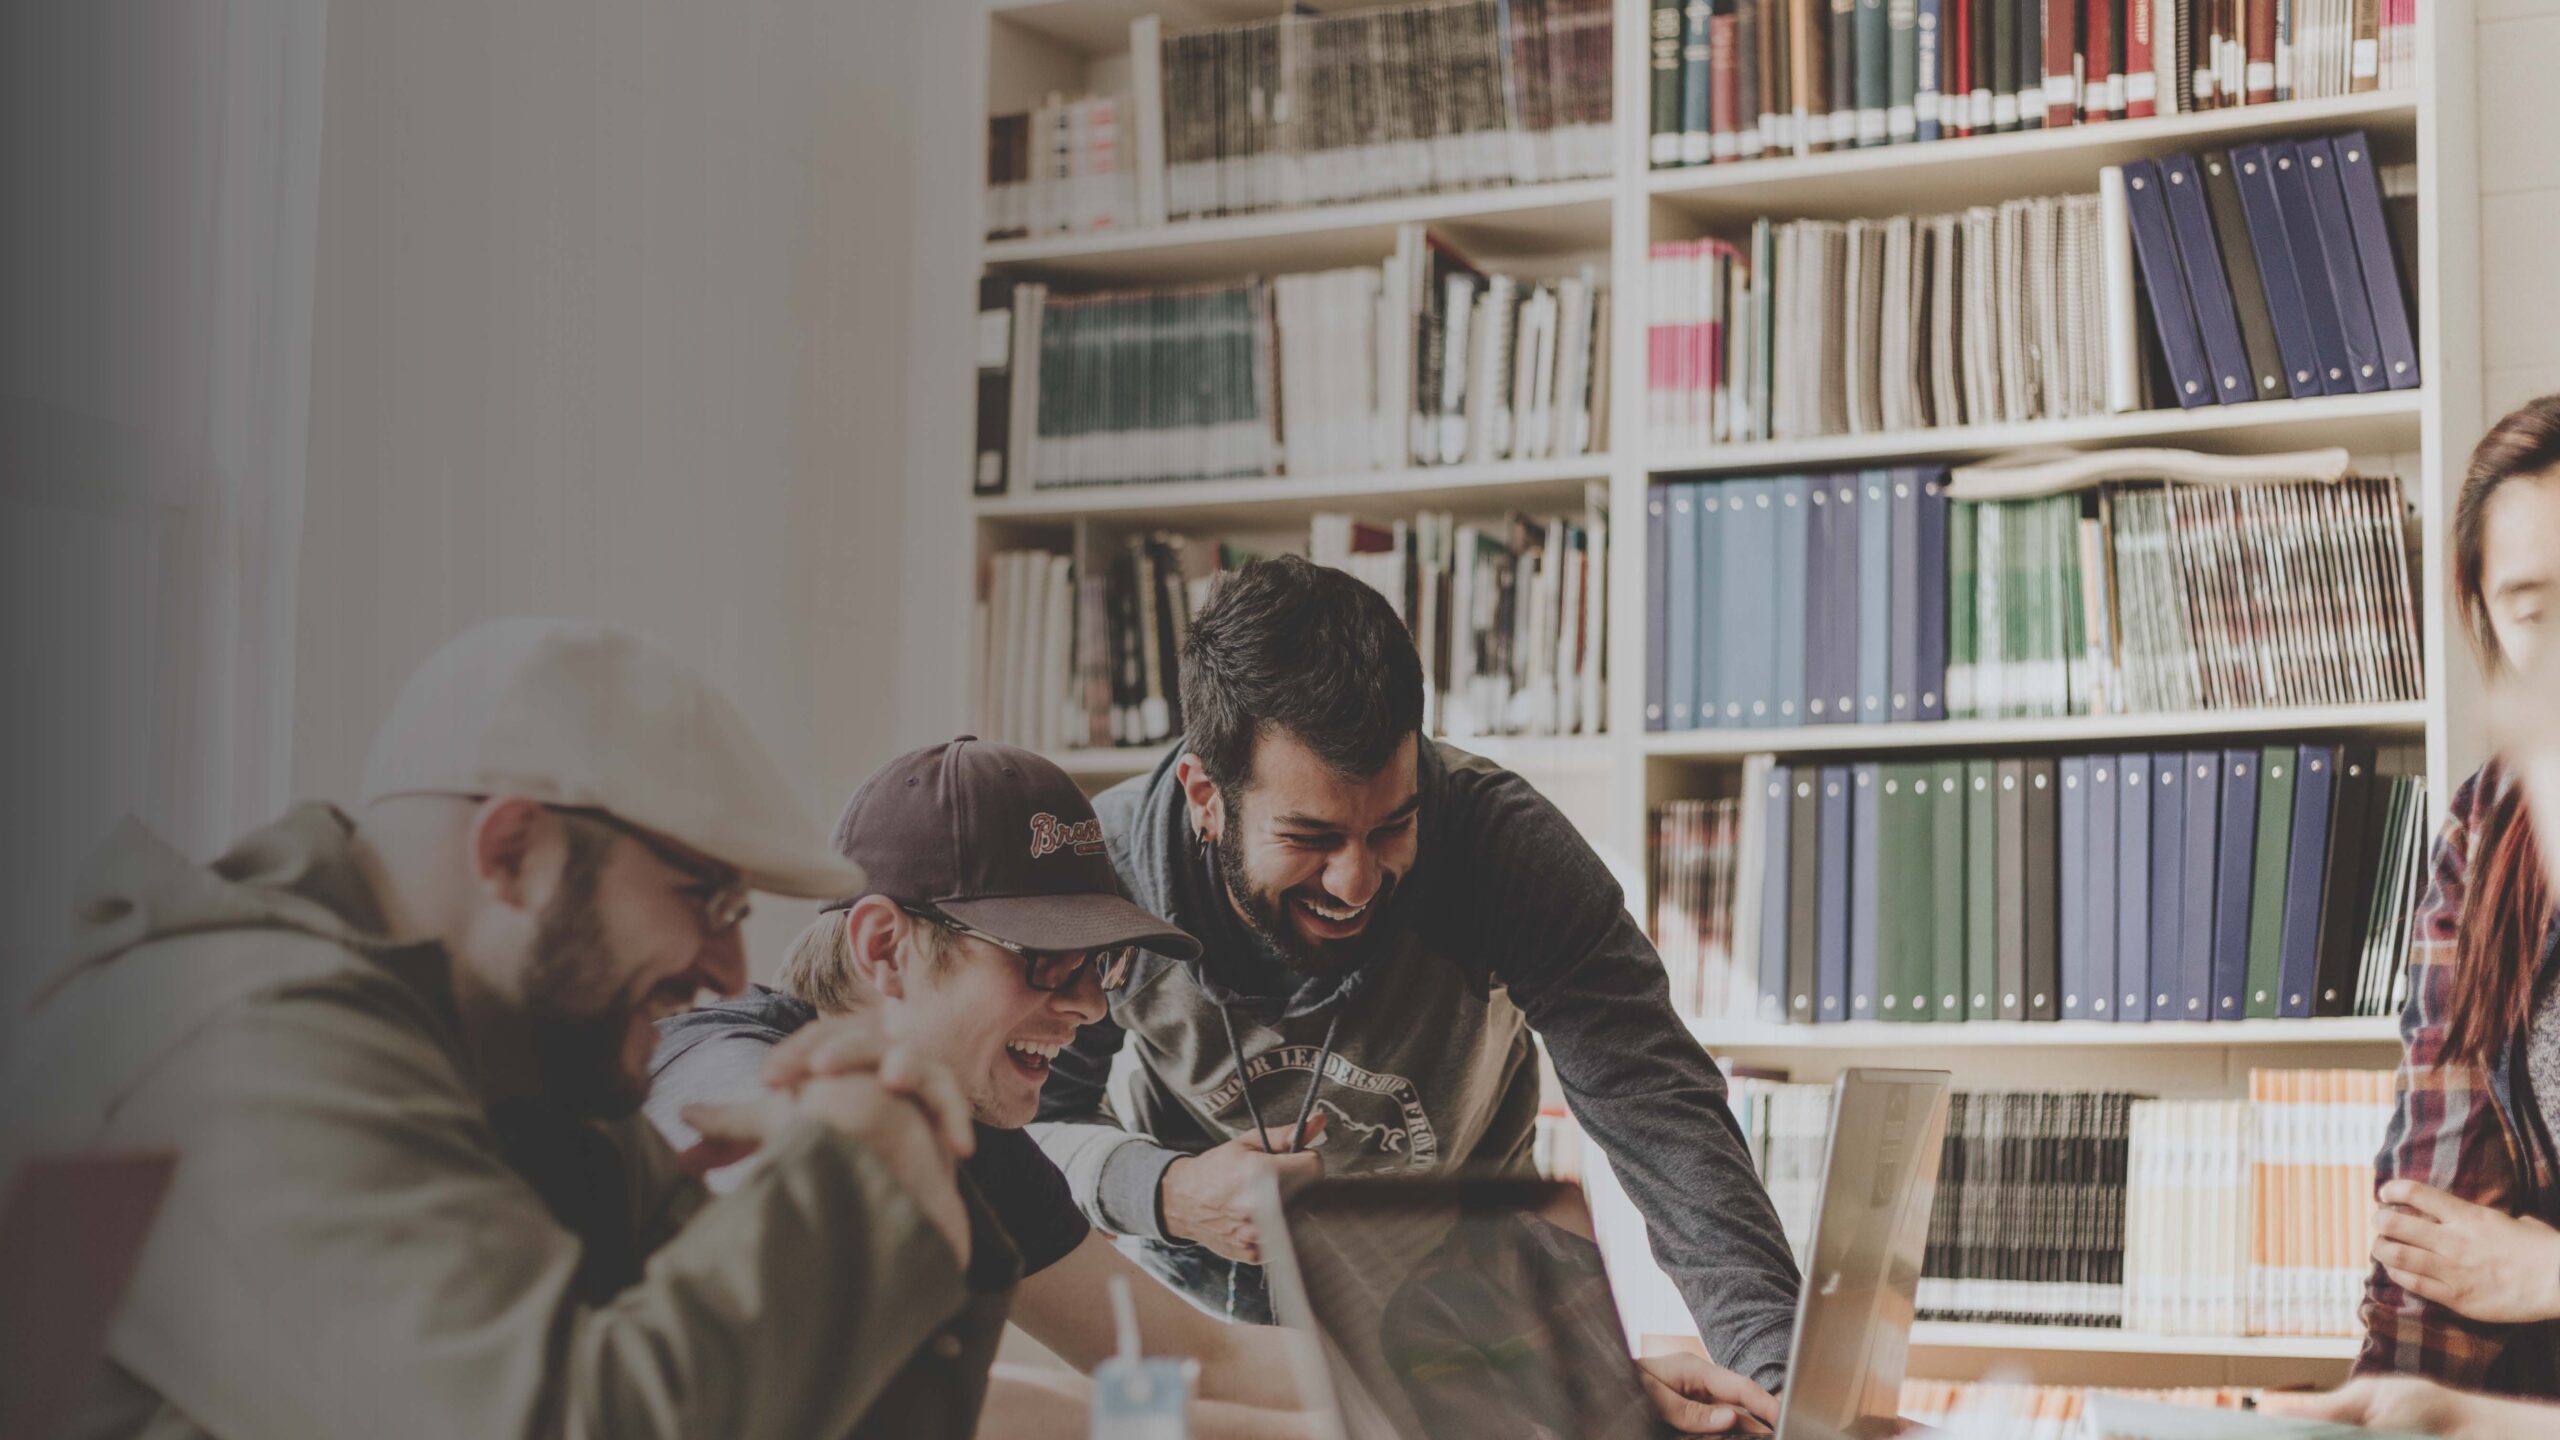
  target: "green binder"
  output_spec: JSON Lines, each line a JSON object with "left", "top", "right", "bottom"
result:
{"left": 1931, "top": 760, "right": 1969, "bottom": 1020}
{"left": 1878, "top": 764, "right": 1935, "bottom": 1020}
{"left": 2244, "top": 744, "right": 2297, "bottom": 1018}
{"left": 1964, "top": 757, "right": 1998, "bottom": 1019}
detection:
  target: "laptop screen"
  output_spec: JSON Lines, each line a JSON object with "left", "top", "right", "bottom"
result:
{"left": 1264, "top": 1178, "right": 1665, "bottom": 1440}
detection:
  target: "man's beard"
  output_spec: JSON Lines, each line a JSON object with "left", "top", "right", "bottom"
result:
{"left": 523, "top": 827, "right": 647, "bottom": 1118}
{"left": 1216, "top": 804, "right": 1399, "bottom": 982}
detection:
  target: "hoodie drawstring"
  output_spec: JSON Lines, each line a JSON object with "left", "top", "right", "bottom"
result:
{"left": 1217, "top": 1005, "right": 1342, "bottom": 1154}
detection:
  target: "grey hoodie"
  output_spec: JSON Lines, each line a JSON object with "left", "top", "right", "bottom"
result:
{"left": 1030, "top": 741, "right": 1803, "bottom": 1388}
{"left": 13, "top": 804, "right": 1011, "bottom": 1440}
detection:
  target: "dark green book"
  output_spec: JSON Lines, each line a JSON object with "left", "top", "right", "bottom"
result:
{"left": 1886, "top": 0, "right": 1918, "bottom": 143}
{"left": 1878, "top": 764, "right": 1936, "bottom": 1019}
{"left": 1787, "top": 769, "right": 1822, "bottom": 1020}
{"left": 1965, "top": 759, "right": 1999, "bottom": 1019}
{"left": 1652, "top": 0, "right": 1687, "bottom": 165}
{"left": 1931, "top": 761, "right": 1969, "bottom": 1019}
{"left": 2244, "top": 743, "right": 2297, "bottom": 1018}
{"left": 1856, "top": 0, "right": 1890, "bottom": 144}
{"left": 1947, "top": 503, "right": 1976, "bottom": 717}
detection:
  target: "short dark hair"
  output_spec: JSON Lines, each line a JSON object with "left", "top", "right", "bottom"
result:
{"left": 1179, "top": 554, "right": 1424, "bottom": 792}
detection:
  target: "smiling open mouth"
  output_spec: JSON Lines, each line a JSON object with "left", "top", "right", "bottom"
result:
{"left": 1292, "top": 894, "right": 1372, "bottom": 935}
{"left": 1005, "top": 1039, "right": 1062, "bottom": 1076}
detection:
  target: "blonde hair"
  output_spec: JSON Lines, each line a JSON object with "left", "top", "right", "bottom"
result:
{"left": 775, "top": 903, "right": 946, "bottom": 1015}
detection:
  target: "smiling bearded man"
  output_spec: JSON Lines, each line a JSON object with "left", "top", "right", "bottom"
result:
{"left": 1029, "top": 556, "right": 1806, "bottom": 1427}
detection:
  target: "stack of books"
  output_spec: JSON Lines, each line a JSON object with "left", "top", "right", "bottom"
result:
{"left": 1651, "top": 799, "right": 1747, "bottom": 1020}
{"left": 985, "top": 95, "right": 1140, "bottom": 241}
{"left": 1644, "top": 130, "right": 2418, "bottom": 438}
{"left": 1924, "top": 1090, "right": 2137, "bottom": 1326}
{"left": 1647, "top": 0, "right": 2418, "bottom": 169}
{"left": 1663, "top": 743, "right": 2427, "bottom": 1025}
{"left": 975, "top": 226, "right": 1609, "bottom": 494}
{"left": 1642, "top": 472, "right": 2421, "bottom": 733}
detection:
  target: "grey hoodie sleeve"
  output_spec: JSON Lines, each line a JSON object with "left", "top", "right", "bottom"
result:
{"left": 1436, "top": 753, "right": 1803, "bottom": 1390}
{"left": 1030, "top": 1008, "right": 1185, "bottom": 1243}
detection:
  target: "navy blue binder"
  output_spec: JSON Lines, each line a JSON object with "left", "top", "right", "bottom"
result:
{"left": 2228, "top": 141, "right": 2327, "bottom": 399}
{"left": 2210, "top": 747, "right": 2261, "bottom": 1020}
{"left": 2298, "top": 138, "right": 2387, "bottom": 393}
{"left": 1645, "top": 483, "right": 1669, "bottom": 731}
{"left": 1773, "top": 477, "right": 1812, "bottom": 724}
{"left": 1758, "top": 764, "right": 1794, "bottom": 1019}
{"left": 2060, "top": 757, "right": 2091, "bottom": 1018}
{"left": 1817, "top": 765, "right": 1853, "bottom": 1021}
{"left": 2276, "top": 743, "right": 2336, "bottom": 1018}
{"left": 1914, "top": 470, "right": 1950, "bottom": 720}
{"left": 1809, "top": 477, "right": 1860, "bottom": 725}
{"left": 2332, "top": 131, "right": 2421, "bottom": 392}
{"left": 2159, "top": 153, "right": 2257, "bottom": 406}
{"left": 2264, "top": 139, "right": 2360, "bottom": 396}
{"left": 1858, "top": 471, "right": 1893, "bottom": 722}
{"left": 1666, "top": 485, "right": 1698, "bottom": 729}
{"left": 2121, "top": 158, "right": 2218, "bottom": 408}
{"left": 2178, "top": 750, "right": 2222, "bottom": 1021}
{"left": 1889, "top": 470, "right": 1923, "bottom": 723}
{"left": 1850, "top": 763, "right": 1882, "bottom": 1019}
{"left": 1695, "top": 487, "right": 1726, "bottom": 727}
{"left": 2088, "top": 755, "right": 2119, "bottom": 1021}
{"left": 2118, "top": 754, "right": 2153, "bottom": 1022}
{"left": 2147, "top": 752, "right": 2185, "bottom": 1020}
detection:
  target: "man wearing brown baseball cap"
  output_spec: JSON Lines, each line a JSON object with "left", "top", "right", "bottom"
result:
{"left": 648, "top": 737, "right": 1312, "bottom": 1440}
{"left": 9, "top": 619, "right": 1000, "bottom": 1440}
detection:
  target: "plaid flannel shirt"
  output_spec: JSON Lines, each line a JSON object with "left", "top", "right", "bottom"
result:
{"left": 2356, "top": 761, "right": 2560, "bottom": 1395}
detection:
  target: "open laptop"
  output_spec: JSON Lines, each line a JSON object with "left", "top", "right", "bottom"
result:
{"left": 1259, "top": 1067, "right": 1952, "bottom": 1440}
{"left": 0, "top": 1151, "right": 177, "bottom": 1440}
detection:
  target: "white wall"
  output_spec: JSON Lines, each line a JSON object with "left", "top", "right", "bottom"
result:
{"left": 2476, "top": 0, "right": 2560, "bottom": 414}
{"left": 294, "top": 0, "right": 929, "bottom": 964}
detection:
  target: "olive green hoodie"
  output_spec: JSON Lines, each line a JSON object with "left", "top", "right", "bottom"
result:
{"left": 12, "top": 804, "right": 1014, "bottom": 1440}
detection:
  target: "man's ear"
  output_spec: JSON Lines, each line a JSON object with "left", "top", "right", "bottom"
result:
{"left": 844, "top": 895, "right": 912, "bottom": 1001}
{"left": 1175, "top": 753, "right": 1226, "bottom": 845}
{"left": 467, "top": 797, "right": 557, "bottom": 911}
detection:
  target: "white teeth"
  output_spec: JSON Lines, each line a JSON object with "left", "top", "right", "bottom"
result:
{"left": 1007, "top": 1040, "right": 1062, "bottom": 1062}
{"left": 1298, "top": 897, "right": 1366, "bottom": 922}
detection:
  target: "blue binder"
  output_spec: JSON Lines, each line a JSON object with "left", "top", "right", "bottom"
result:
{"left": 1914, "top": 470, "right": 1950, "bottom": 720}
{"left": 1695, "top": 487, "right": 1726, "bottom": 727}
{"left": 2297, "top": 137, "right": 2387, "bottom": 393}
{"left": 1825, "top": 476, "right": 1862, "bottom": 725}
{"left": 1916, "top": 0, "right": 1942, "bottom": 142}
{"left": 1666, "top": 485, "right": 1698, "bottom": 729}
{"left": 1889, "top": 470, "right": 1923, "bottom": 723}
{"left": 2120, "top": 158, "right": 2218, "bottom": 408}
{"left": 2332, "top": 130, "right": 2422, "bottom": 391}
{"left": 2264, "top": 139, "right": 2360, "bottom": 396}
{"left": 1773, "top": 477, "right": 1812, "bottom": 724}
{"left": 2117, "top": 754, "right": 2153, "bottom": 1022}
{"left": 2158, "top": 153, "right": 2257, "bottom": 406}
{"left": 1816, "top": 766, "right": 1853, "bottom": 1021}
{"left": 2178, "top": 750, "right": 2222, "bottom": 1021}
{"left": 1757, "top": 764, "right": 1794, "bottom": 1019}
{"left": 2147, "top": 752, "right": 2185, "bottom": 1020}
{"left": 1645, "top": 483, "right": 1669, "bottom": 731}
{"left": 2060, "top": 756, "right": 2091, "bottom": 1018}
{"left": 1721, "top": 480, "right": 1767, "bottom": 725}
{"left": 2088, "top": 755, "right": 2120, "bottom": 1021}
{"left": 1858, "top": 471, "right": 1893, "bottom": 722}
{"left": 2276, "top": 743, "right": 2337, "bottom": 1018}
{"left": 2227, "top": 142, "right": 2327, "bottom": 399}
{"left": 2210, "top": 747, "right": 2261, "bottom": 1020}
{"left": 1850, "top": 763, "right": 1882, "bottom": 1019}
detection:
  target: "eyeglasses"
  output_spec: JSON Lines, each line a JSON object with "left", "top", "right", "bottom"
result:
{"left": 552, "top": 806, "right": 753, "bottom": 936}
{"left": 899, "top": 905, "right": 1137, "bottom": 993}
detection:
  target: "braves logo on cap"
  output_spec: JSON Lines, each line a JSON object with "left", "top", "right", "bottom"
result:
{"left": 1028, "top": 812, "right": 1106, "bottom": 860}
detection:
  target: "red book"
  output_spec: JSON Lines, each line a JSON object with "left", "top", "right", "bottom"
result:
{"left": 2082, "top": 0, "right": 2116, "bottom": 120}
{"left": 1711, "top": 12, "right": 1744, "bottom": 157}
{"left": 2125, "top": 0, "right": 2156, "bottom": 116}
{"left": 2045, "top": 0, "right": 2081, "bottom": 124}
{"left": 2245, "top": 0, "right": 2274, "bottom": 102}
{"left": 1949, "top": 0, "right": 1972, "bottom": 135}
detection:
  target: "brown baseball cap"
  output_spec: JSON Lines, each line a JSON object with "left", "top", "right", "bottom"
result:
{"left": 825, "top": 737, "right": 1200, "bottom": 960}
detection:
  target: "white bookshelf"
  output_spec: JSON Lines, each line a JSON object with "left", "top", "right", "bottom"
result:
{"left": 908, "top": 0, "right": 2484, "bottom": 1386}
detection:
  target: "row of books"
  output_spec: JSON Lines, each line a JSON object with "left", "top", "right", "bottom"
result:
{"left": 985, "top": 94, "right": 1138, "bottom": 242}
{"left": 1641, "top": 471, "right": 2421, "bottom": 732}
{"left": 1597, "top": 1072, "right": 2391, "bottom": 1341}
{"left": 1653, "top": 742, "right": 2429, "bottom": 1026}
{"left": 1896, "top": 1383, "right": 2256, "bottom": 1437}
{"left": 1644, "top": 129, "right": 2417, "bottom": 447}
{"left": 1143, "top": 0, "right": 1613, "bottom": 227}
{"left": 977, "top": 537, "right": 1221, "bottom": 753}
{"left": 974, "top": 231, "right": 1611, "bottom": 494}
{"left": 1646, "top": 0, "right": 2415, "bottom": 170}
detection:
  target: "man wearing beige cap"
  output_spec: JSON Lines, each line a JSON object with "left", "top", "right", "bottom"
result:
{"left": 9, "top": 619, "right": 1003, "bottom": 1440}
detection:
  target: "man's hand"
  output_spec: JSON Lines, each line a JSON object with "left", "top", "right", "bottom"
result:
{"left": 758, "top": 1013, "right": 979, "bottom": 1158}
{"left": 1160, "top": 1113, "right": 1327, "bottom": 1264}
{"left": 1634, "top": 1352, "right": 1778, "bottom": 1435}
{"left": 2370, "top": 1178, "right": 2560, "bottom": 1324}
{"left": 2259, "top": 1375, "right": 2560, "bottom": 1440}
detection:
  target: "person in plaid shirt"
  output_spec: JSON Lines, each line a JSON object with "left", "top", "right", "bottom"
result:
{"left": 2359, "top": 397, "right": 2560, "bottom": 1398}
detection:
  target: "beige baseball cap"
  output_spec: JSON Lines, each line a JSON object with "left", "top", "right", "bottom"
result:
{"left": 359, "top": 618, "right": 863, "bottom": 900}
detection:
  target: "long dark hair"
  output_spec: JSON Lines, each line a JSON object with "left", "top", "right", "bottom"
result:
{"left": 2444, "top": 397, "right": 2560, "bottom": 1066}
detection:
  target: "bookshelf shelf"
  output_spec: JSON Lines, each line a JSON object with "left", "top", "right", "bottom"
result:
{"left": 1690, "top": 1016, "right": 2401, "bottom": 1050}
{"left": 1649, "top": 92, "right": 2419, "bottom": 226}
{"left": 1908, "top": 1322, "right": 2360, "bottom": 1359}
{"left": 1045, "top": 732, "right": 1618, "bottom": 781}
{"left": 1645, "top": 391, "right": 2424, "bottom": 477}
{"left": 975, "top": 456, "right": 1610, "bottom": 528}
{"left": 979, "top": 177, "right": 1617, "bottom": 283}
{"left": 1642, "top": 703, "right": 2431, "bottom": 761}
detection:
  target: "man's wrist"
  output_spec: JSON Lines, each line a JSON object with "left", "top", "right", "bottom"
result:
{"left": 1094, "top": 1135, "right": 1186, "bottom": 1243}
